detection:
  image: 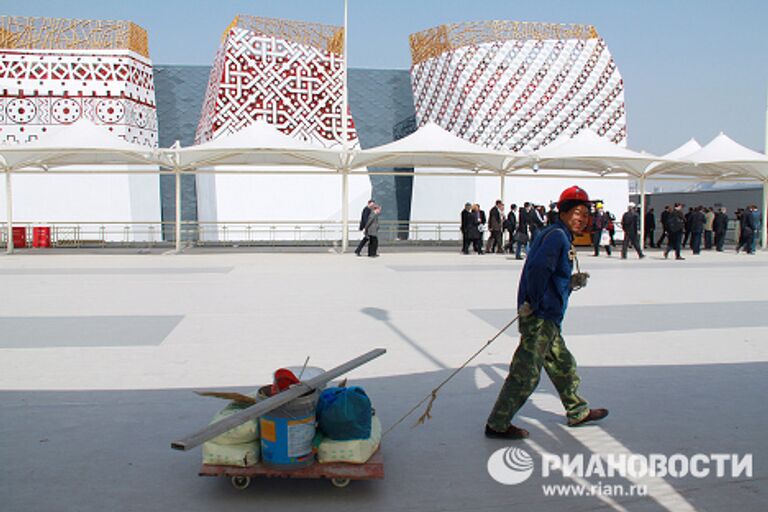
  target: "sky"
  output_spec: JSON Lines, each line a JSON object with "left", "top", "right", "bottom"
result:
{"left": 3, "top": 0, "right": 768, "bottom": 155}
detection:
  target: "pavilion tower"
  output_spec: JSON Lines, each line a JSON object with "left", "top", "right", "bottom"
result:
{"left": 407, "top": 21, "right": 629, "bottom": 230}
{"left": 194, "top": 15, "right": 369, "bottom": 241}
{"left": 0, "top": 16, "right": 160, "bottom": 242}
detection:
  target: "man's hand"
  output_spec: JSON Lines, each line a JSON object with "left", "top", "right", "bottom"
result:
{"left": 518, "top": 302, "right": 533, "bottom": 317}
{"left": 569, "top": 272, "right": 590, "bottom": 291}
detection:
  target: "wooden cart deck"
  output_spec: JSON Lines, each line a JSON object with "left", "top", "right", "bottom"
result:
{"left": 199, "top": 450, "right": 384, "bottom": 489}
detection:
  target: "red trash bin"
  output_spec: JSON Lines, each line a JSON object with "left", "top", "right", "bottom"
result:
{"left": 12, "top": 227, "right": 26, "bottom": 248}
{"left": 32, "top": 227, "right": 51, "bottom": 248}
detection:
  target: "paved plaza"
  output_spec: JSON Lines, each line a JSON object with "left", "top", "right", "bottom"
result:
{"left": 0, "top": 247, "right": 766, "bottom": 511}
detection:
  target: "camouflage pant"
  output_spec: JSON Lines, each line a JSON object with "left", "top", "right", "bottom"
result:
{"left": 487, "top": 315, "right": 589, "bottom": 430}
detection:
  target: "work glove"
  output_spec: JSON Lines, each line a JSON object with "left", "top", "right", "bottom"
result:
{"left": 569, "top": 272, "right": 590, "bottom": 291}
{"left": 518, "top": 302, "right": 534, "bottom": 317}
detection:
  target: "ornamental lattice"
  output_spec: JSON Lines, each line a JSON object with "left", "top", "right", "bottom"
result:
{"left": 195, "top": 16, "right": 357, "bottom": 148}
{"left": 0, "top": 16, "right": 149, "bottom": 59}
{"left": 0, "top": 17, "right": 157, "bottom": 147}
{"left": 409, "top": 21, "right": 626, "bottom": 152}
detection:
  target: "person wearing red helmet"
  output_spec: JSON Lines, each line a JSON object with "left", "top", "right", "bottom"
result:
{"left": 486, "top": 186, "right": 608, "bottom": 439}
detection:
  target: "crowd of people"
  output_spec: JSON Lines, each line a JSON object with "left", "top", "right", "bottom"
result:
{"left": 459, "top": 199, "right": 762, "bottom": 259}
{"left": 645, "top": 204, "right": 762, "bottom": 256}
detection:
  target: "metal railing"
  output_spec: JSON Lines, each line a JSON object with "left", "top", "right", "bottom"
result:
{"left": 1, "top": 220, "right": 752, "bottom": 249}
{"left": 0, "top": 220, "right": 463, "bottom": 248}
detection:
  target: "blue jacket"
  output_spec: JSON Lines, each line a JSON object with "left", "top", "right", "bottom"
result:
{"left": 517, "top": 219, "right": 574, "bottom": 327}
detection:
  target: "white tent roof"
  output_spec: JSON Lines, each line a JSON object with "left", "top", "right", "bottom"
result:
{"left": 351, "top": 122, "right": 520, "bottom": 172}
{"left": 643, "top": 138, "right": 702, "bottom": 176}
{"left": 533, "top": 129, "right": 661, "bottom": 177}
{"left": 0, "top": 119, "right": 159, "bottom": 170}
{"left": 661, "top": 138, "right": 702, "bottom": 160}
{"left": 649, "top": 133, "right": 768, "bottom": 181}
{"left": 171, "top": 120, "right": 345, "bottom": 171}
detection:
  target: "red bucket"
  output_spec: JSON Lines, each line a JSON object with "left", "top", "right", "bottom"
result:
{"left": 12, "top": 227, "right": 26, "bottom": 248}
{"left": 32, "top": 227, "right": 51, "bottom": 248}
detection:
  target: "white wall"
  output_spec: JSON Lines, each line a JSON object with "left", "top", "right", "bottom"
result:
{"left": 0, "top": 170, "right": 162, "bottom": 243}
{"left": 195, "top": 172, "right": 372, "bottom": 241}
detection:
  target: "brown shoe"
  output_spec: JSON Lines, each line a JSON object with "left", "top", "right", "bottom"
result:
{"left": 485, "top": 424, "right": 530, "bottom": 439}
{"left": 569, "top": 408, "right": 609, "bottom": 427}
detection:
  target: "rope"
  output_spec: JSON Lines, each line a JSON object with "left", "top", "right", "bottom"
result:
{"left": 382, "top": 314, "right": 520, "bottom": 437}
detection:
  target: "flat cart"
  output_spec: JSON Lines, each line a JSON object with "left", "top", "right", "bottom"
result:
{"left": 199, "top": 450, "right": 384, "bottom": 489}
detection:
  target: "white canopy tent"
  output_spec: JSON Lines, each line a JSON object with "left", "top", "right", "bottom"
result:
{"left": 648, "top": 133, "right": 768, "bottom": 248}
{"left": 169, "top": 120, "right": 347, "bottom": 171}
{"left": 164, "top": 121, "right": 350, "bottom": 252}
{"left": 0, "top": 119, "right": 159, "bottom": 171}
{"left": 635, "top": 139, "right": 703, "bottom": 248}
{"left": 0, "top": 119, "right": 164, "bottom": 253}
{"left": 352, "top": 121, "right": 527, "bottom": 209}
{"left": 534, "top": 129, "right": 662, "bottom": 177}
{"left": 352, "top": 122, "right": 517, "bottom": 172}
{"left": 2, "top": 118, "right": 766, "bottom": 253}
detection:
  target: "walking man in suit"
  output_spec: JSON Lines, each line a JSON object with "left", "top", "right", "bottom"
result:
{"left": 621, "top": 203, "right": 645, "bottom": 259}
{"left": 364, "top": 205, "right": 381, "bottom": 257}
{"left": 486, "top": 200, "right": 505, "bottom": 254}
{"left": 644, "top": 208, "right": 656, "bottom": 248}
{"left": 689, "top": 206, "right": 706, "bottom": 255}
{"left": 664, "top": 203, "right": 686, "bottom": 260}
{"left": 713, "top": 207, "right": 728, "bottom": 252}
{"left": 460, "top": 202, "right": 473, "bottom": 254}
{"left": 355, "top": 200, "right": 375, "bottom": 256}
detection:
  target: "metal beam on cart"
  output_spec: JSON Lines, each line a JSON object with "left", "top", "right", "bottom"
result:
{"left": 171, "top": 348, "right": 387, "bottom": 451}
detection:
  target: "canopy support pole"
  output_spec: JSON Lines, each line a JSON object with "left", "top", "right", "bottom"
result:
{"left": 5, "top": 171, "right": 12, "bottom": 255}
{"left": 175, "top": 168, "right": 182, "bottom": 253}
{"left": 639, "top": 177, "right": 646, "bottom": 250}
{"left": 341, "top": 169, "right": 349, "bottom": 252}
{"left": 499, "top": 173, "right": 505, "bottom": 203}
{"left": 340, "top": 0, "right": 350, "bottom": 254}
{"left": 762, "top": 180, "right": 767, "bottom": 250}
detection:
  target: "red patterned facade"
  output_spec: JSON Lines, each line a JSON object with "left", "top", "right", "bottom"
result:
{"left": 195, "top": 25, "right": 357, "bottom": 148}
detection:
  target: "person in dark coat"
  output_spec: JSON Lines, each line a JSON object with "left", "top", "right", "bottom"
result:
{"left": 546, "top": 203, "right": 558, "bottom": 226}
{"left": 515, "top": 203, "right": 533, "bottom": 259}
{"left": 713, "top": 207, "right": 728, "bottom": 252}
{"left": 644, "top": 208, "right": 656, "bottom": 248}
{"left": 467, "top": 204, "right": 484, "bottom": 254}
{"left": 355, "top": 200, "right": 375, "bottom": 256}
{"left": 621, "top": 203, "right": 645, "bottom": 259}
{"left": 364, "top": 205, "right": 381, "bottom": 257}
{"left": 592, "top": 204, "right": 612, "bottom": 256}
{"left": 530, "top": 205, "right": 545, "bottom": 242}
{"left": 688, "top": 206, "right": 706, "bottom": 255}
{"left": 504, "top": 204, "right": 518, "bottom": 253}
{"left": 664, "top": 203, "right": 685, "bottom": 260}
{"left": 736, "top": 205, "right": 757, "bottom": 254}
{"left": 460, "top": 202, "right": 473, "bottom": 254}
{"left": 683, "top": 207, "right": 693, "bottom": 248}
{"left": 749, "top": 205, "right": 761, "bottom": 253}
{"left": 486, "top": 200, "right": 505, "bottom": 254}
{"left": 657, "top": 205, "right": 672, "bottom": 247}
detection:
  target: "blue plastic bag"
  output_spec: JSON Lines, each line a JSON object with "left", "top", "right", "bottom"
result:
{"left": 316, "top": 386, "right": 372, "bottom": 440}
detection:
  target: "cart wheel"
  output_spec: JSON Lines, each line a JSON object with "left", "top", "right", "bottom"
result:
{"left": 231, "top": 476, "right": 251, "bottom": 490}
{"left": 331, "top": 478, "right": 351, "bottom": 488}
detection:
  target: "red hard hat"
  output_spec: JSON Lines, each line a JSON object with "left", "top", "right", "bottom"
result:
{"left": 558, "top": 186, "right": 590, "bottom": 208}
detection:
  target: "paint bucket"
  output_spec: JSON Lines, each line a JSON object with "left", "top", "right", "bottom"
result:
{"left": 259, "top": 385, "right": 319, "bottom": 469}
